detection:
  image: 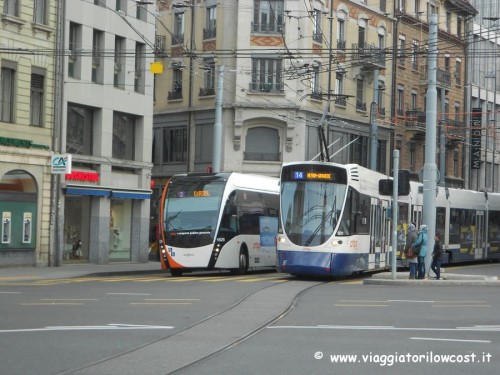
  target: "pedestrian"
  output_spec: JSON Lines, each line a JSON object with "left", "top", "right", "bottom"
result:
{"left": 431, "top": 233, "right": 443, "bottom": 280}
{"left": 405, "top": 223, "right": 418, "bottom": 279}
{"left": 411, "top": 224, "right": 428, "bottom": 279}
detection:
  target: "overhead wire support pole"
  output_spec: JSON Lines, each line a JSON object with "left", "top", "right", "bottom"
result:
{"left": 423, "top": 13, "right": 438, "bottom": 277}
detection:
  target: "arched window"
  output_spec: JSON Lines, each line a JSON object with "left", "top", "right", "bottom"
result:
{"left": 244, "top": 126, "right": 280, "bottom": 161}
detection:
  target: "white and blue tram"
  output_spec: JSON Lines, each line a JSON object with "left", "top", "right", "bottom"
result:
{"left": 277, "top": 161, "right": 500, "bottom": 277}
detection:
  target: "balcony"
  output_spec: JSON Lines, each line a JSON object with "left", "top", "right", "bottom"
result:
{"left": 313, "top": 32, "right": 322, "bottom": 43}
{"left": 249, "top": 82, "right": 284, "bottom": 93}
{"left": 337, "top": 40, "right": 346, "bottom": 51}
{"left": 351, "top": 43, "right": 385, "bottom": 70}
{"left": 154, "top": 35, "right": 167, "bottom": 57}
{"left": 356, "top": 100, "right": 367, "bottom": 112}
{"left": 404, "top": 109, "right": 426, "bottom": 138}
{"left": 445, "top": 119, "right": 465, "bottom": 145}
{"left": 167, "top": 90, "right": 183, "bottom": 100}
{"left": 420, "top": 66, "right": 451, "bottom": 89}
{"left": 334, "top": 96, "right": 347, "bottom": 107}
{"left": 310, "top": 90, "right": 323, "bottom": 101}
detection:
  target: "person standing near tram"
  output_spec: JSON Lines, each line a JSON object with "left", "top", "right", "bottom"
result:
{"left": 412, "top": 224, "right": 428, "bottom": 279}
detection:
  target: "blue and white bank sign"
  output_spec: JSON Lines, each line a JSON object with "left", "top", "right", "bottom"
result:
{"left": 51, "top": 154, "right": 72, "bottom": 174}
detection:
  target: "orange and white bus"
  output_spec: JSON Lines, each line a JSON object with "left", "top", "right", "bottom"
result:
{"left": 159, "top": 172, "right": 279, "bottom": 276}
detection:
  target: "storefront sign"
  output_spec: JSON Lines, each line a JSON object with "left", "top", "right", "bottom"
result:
{"left": 65, "top": 171, "right": 99, "bottom": 183}
{"left": 51, "top": 154, "right": 72, "bottom": 174}
{"left": 471, "top": 108, "right": 482, "bottom": 170}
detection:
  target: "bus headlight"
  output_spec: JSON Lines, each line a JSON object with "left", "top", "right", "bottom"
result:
{"left": 278, "top": 237, "right": 286, "bottom": 243}
{"left": 331, "top": 240, "right": 343, "bottom": 246}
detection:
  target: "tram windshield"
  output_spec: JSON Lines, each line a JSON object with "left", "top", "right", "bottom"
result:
{"left": 281, "top": 180, "right": 347, "bottom": 247}
{"left": 164, "top": 176, "right": 226, "bottom": 237}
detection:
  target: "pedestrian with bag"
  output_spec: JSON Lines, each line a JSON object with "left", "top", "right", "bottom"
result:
{"left": 405, "top": 223, "right": 418, "bottom": 279}
{"left": 412, "top": 224, "right": 428, "bottom": 279}
{"left": 431, "top": 233, "right": 443, "bottom": 280}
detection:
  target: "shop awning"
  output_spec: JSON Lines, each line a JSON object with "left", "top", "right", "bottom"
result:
{"left": 64, "top": 185, "right": 151, "bottom": 200}
{"left": 111, "top": 190, "right": 151, "bottom": 200}
{"left": 65, "top": 186, "right": 111, "bottom": 197}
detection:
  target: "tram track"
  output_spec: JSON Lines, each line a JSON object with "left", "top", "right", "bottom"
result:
{"left": 58, "top": 279, "right": 327, "bottom": 375}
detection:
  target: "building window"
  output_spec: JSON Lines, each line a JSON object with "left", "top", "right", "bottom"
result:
{"left": 349, "top": 135, "right": 369, "bottom": 167}
{"left": 455, "top": 59, "right": 461, "bottom": 85}
{"left": 195, "top": 123, "right": 214, "bottom": 163}
{"left": 334, "top": 72, "right": 345, "bottom": 106}
{"left": 173, "top": 11, "right": 184, "bottom": 45}
{"left": 200, "top": 58, "right": 215, "bottom": 96}
{"left": 116, "top": 0, "right": 126, "bottom": 12}
{"left": 134, "top": 42, "right": 145, "bottom": 94}
{"left": 337, "top": 16, "right": 346, "bottom": 51}
{"left": 92, "top": 29, "right": 104, "bottom": 84}
{"left": 30, "top": 71, "right": 45, "bottom": 127}
{"left": 356, "top": 76, "right": 366, "bottom": 111}
{"left": 114, "top": 36, "right": 125, "bottom": 89}
{"left": 312, "top": 9, "right": 322, "bottom": 43}
{"left": 204, "top": 5, "right": 216, "bottom": 39}
{"left": 68, "top": 22, "right": 81, "bottom": 79}
{"left": 113, "top": 112, "right": 136, "bottom": 160}
{"left": 3, "top": 0, "right": 19, "bottom": 17}
{"left": 168, "top": 67, "right": 183, "bottom": 100}
{"left": 0, "top": 63, "right": 16, "bottom": 123}
{"left": 380, "top": 0, "right": 386, "bottom": 13}
{"left": 457, "top": 16, "right": 462, "bottom": 37}
{"left": 136, "top": 2, "right": 147, "bottom": 21}
{"left": 34, "top": 0, "right": 48, "bottom": 24}
{"left": 252, "top": 0, "right": 284, "bottom": 33}
{"left": 163, "top": 127, "right": 187, "bottom": 162}
{"left": 66, "top": 104, "right": 94, "bottom": 155}
{"left": 358, "top": 24, "right": 366, "bottom": 48}
{"left": 250, "top": 56, "right": 283, "bottom": 92}
{"left": 398, "top": 0, "right": 406, "bottom": 12}
{"left": 411, "top": 40, "right": 418, "bottom": 70}
{"left": 444, "top": 55, "right": 450, "bottom": 71}
{"left": 397, "top": 86, "right": 404, "bottom": 115}
{"left": 411, "top": 91, "right": 418, "bottom": 109}
{"left": 311, "top": 62, "right": 321, "bottom": 99}
{"left": 244, "top": 127, "right": 280, "bottom": 161}
{"left": 398, "top": 36, "right": 405, "bottom": 65}
{"left": 445, "top": 11, "right": 451, "bottom": 32}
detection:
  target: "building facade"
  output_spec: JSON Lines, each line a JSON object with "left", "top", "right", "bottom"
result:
{"left": 59, "top": 0, "right": 155, "bottom": 265}
{"left": 153, "top": 0, "right": 394, "bottom": 203}
{"left": 468, "top": 0, "right": 500, "bottom": 192}
{"left": 0, "top": 0, "right": 57, "bottom": 266}
{"left": 392, "top": 0, "right": 477, "bottom": 188}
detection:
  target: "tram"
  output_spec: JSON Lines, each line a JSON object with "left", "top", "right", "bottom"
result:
{"left": 277, "top": 161, "right": 500, "bottom": 277}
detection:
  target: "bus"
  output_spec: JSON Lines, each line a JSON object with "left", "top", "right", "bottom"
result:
{"left": 277, "top": 161, "right": 500, "bottom": 277}
{"left": 159, "top": 172, "right": 280, "bottom": 276}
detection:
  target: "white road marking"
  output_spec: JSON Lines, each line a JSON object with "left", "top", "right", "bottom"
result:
{"left": 411, "top": 337, "right": 491, "bottom": 343}
{"left": 0, "top": 324, "right": 174, "bottom": 334}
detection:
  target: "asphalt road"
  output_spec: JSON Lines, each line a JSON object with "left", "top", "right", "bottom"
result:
{"left": 0, "top": 263, "right": 499, "bottom": 375}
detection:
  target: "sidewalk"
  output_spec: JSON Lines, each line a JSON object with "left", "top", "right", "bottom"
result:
{"left": 0, "top": 261, "right": 163, "bottom": 281}
{"left": 364, "top": 271, "right": 499, "bottom": 286}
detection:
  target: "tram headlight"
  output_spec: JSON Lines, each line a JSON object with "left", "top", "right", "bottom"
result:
{"left": 278, "top": 236, "right": 286, "bottom": 243}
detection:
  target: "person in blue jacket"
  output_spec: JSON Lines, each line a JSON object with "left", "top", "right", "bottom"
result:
{"left": 412, "top": 224, "right": 428, "bottom": 279}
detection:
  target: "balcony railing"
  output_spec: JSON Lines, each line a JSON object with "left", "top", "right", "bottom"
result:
{"left": 249, "top": 82, "right": 284, "bottom": 93}
{"left": 420, "top": 66, "right": 451, "bottom": 88}
{"left": 404, "top": 109, "right": 426, "bottom": 129}
{"left": 356, "top": 100, "right": 367, "bottom": 111}
{"left": 203, "top": 27, "right": 216, "bottom": 40}
{"left": 155, "top": 35, "right": 167, "bottom": 57}
{"left": 171, "top": 33, "right": 184, "bottom": 45}
{"left": 167, "top": 90, "right": 183, "bottom": 100}
{"left": 313, "top": 32, "right": 322, "bottom": 43}
{"left": 310, "top": 90, "right": 323, "bottom": 100}
{"left": 251, "top": 22, "right": 284, "bottom": 33}
{"left": 351, "top": 43, "right": 386, "bottom": 69}
{"left": 334, "top": 96, "right": 347, "bottom": 106}
{"left": 337, "top": 39, "right": 346, "bottom": 51}
{"left": 199, "top": 87, "right": 215, "bottom": 97}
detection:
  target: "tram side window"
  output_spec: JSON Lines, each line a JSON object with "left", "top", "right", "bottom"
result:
{"left": 436, "top": 207, "right": 446, "bottom": 241}
{"left": 489, "top": 210, "right": 500, "bottom": 241}
{"left": 338, "top": 188, "right": 370, "bottom": 236}
{"left": 449, "top": 208, "right": 475, "bottom": 244}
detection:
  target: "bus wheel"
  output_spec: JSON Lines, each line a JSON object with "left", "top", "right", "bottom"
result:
{"left": 169, "top": 268, "right": 183, "bottom": 277}
{"left": 232, "top": 246, "right": 248, "bottom": 275}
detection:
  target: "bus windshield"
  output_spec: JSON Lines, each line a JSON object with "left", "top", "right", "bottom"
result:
{"left": 164, "top": 177, "right": 226, "bottom": 236}
{"left": 281, "top": 180, "right": 347, "bottom": 247}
